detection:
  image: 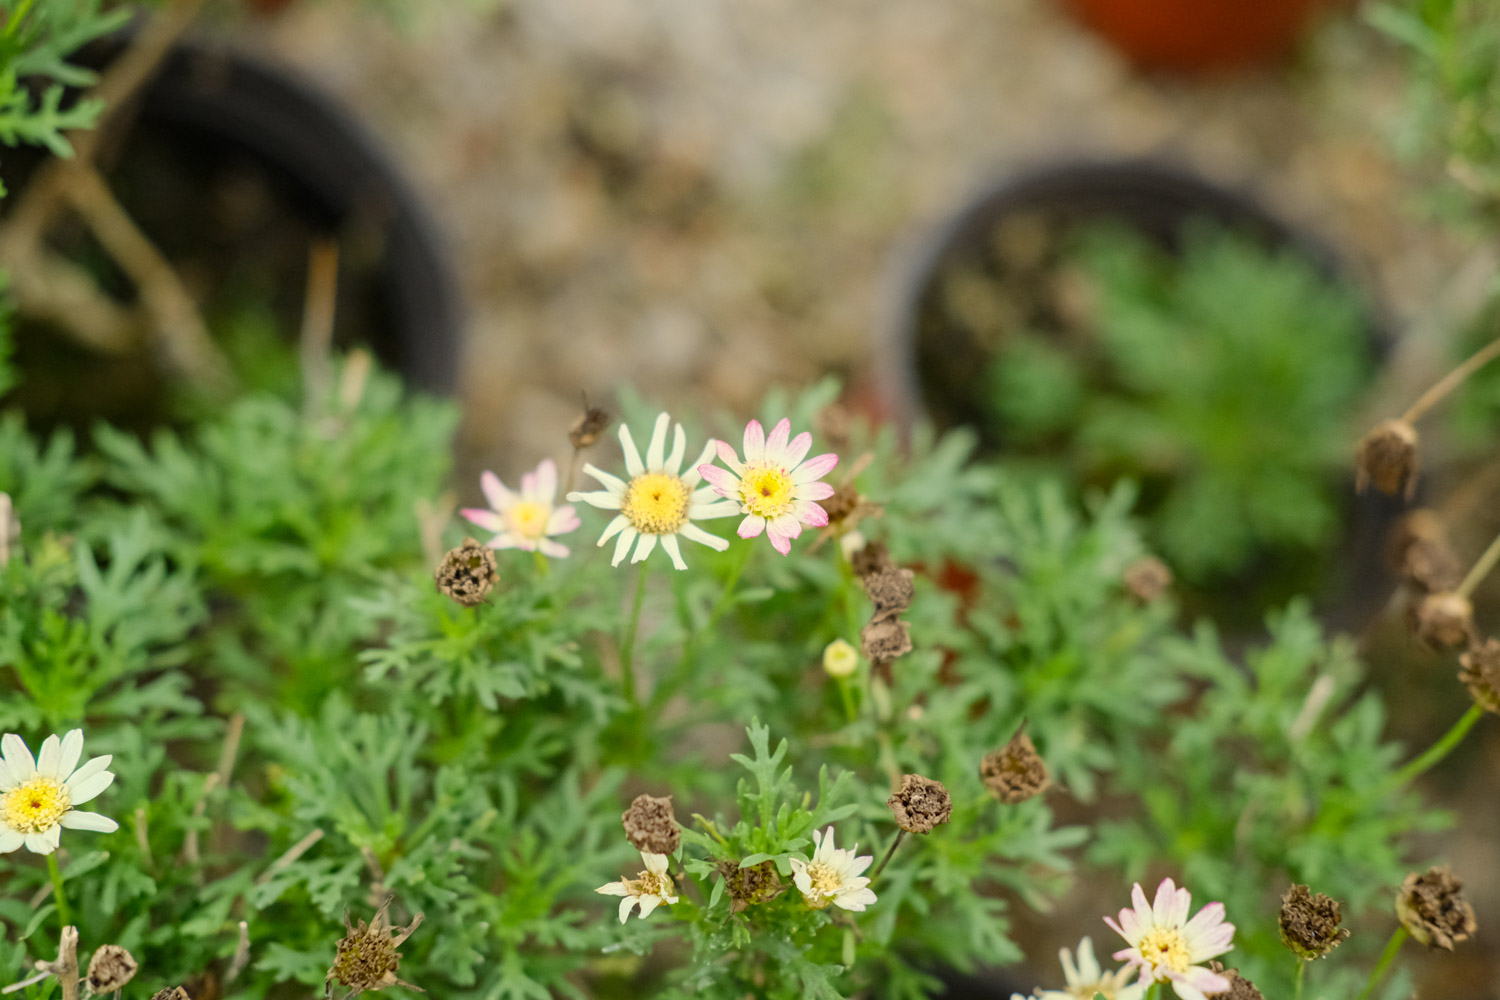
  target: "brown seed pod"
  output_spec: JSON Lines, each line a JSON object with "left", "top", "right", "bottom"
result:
{"left": 860, "top": 618, "right": 912, "bottom": 662}
{"left": 862, "top": 567, "right": 915, "bottom": 623}
{"left": 1411, "top": 591, "right": 1474, "bottom": 651}
{"left": 980, "top": 728, "right": 1050, "bottom": 805}
{"left": 1278, "top": 884, "right": 1350, "bottom": 959}
{"left": 327, "top": 898, "right": 425, "bottom": 996}
{"left": 716, "top": 857, "right": 785, "bottom": 912}
{"left": 1396, "top": 866, "right": 1477, "bottom": 950}
{"left": 886, "top": 774, "right": 952, "bottom": 834}
{"left": 1355, "top": 419, "right": 1420, "bottom": 499}
{"left": 1123, "top": 556, "right": 1173, "bottom": 604}
{"left": 151, "top": 990, "right": 192, "bottom": 1000}
{"left": 1206, "top": 963, "right": 1265, "bottom": 1000}
{"left": 569, "top": 402, "right": 612, "bottom": 450}
{"left": 86, "top": 944, "right": 139, "bottom": 993}
{"left": 1388, "top": 510, "right": 1462, "bottom": 593}
{"left": 434, "top": 538, "right": 499, "bottom": 607}
{"left": 621, "top": 793, "right": 680, "bottom": 855}
{"left": 849, "top": 539, "right": 894, "bottom": 579}
{"left": 1459, "top": 637, "right": 1500, "bottom": 715}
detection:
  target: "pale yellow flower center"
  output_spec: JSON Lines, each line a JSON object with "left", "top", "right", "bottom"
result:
{"left": 2, "top": 776, "right": 70, "bottom": 834}
{"left": 1137, "top": 927, "right": 1191, "bottom": 975}
{"left": 635, "top": 869, "right": 672, "bottom": 898}
{"left": 806, "top": 861, "right": 842, "bottom": 893}
{"left": 507, "top": 501, "right": 549, "bottom": 539}
{"left": 739, "top": 463, "right": 796, "bottom": 519}
{"left": 622, "top": 473, "right": 690, "bottom": 534}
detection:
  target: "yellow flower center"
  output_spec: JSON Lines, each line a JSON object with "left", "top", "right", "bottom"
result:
{"left": 1, "top": 776, "right": 70, "bottom": 834}
{"left": 622, "top": 473, "right": 690, "bottom": 534}
{"left": 806, "top": 861, "right": 842, "bottom": 894}
{"left": 507, "top": 501, "right": 549, "bottom": 539}
{"left": 739, "top": 464, "right": 796, "bottom": 520}
{"left": 1137, "top": 927, "right": 1191, "bottom": 975}
{"left": 636, "top": 869, "right": 672, "bottom": 898}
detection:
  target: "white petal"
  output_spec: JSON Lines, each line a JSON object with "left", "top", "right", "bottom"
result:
{"left": 65, "top": 754, "right": 112, "bottom": 789}
{"left": 1131, "top": 883, "right": 1155, "bottom": 934}
{"left": 660, "top": 534, "right": 687, "bottom": 571}
{"left": 611, "top": 527, "right": 638, "bottom": 566}
{"left": 681, "top": 440, "right": 716, "bottom": 487}
{"left": 0, "top": 757, "right": 15, "bottom": 791}
{"left": 664, "top": 424, "right": 686, "bottom": 475}
{"left": 631, "top": 534, "right": 658, "bottom": 564}
{"left": 2, "top": 734, "right": 36, "bottom": 781}
{"left": 689, "top": 499, "right": 742, "bottom": 520}
{"left": 0, "top": 829, "right": 22, "bottom": 853}
{"left": 578, "top": 464, "right": 628, "bottom": 495}
{"left": 1059, "top": 945, "right": 1080, "bottom": 986}
{"left": 678, "top": 523, "right": 728, "bottom": 552}
{"left": 23, "top": 832, "right": 55, "bottom": 855}
{"left": 645, "top": 413, "right": 670, "bottom": 472}
{"left": 35, "top": 734, "right": 62, "bottom": 779}
{"left": 793, "top": 870, "right": 812, "bottom": 895}
{"left": 59, "top": 810, "right": 117, "bottom": 833}
{"left": 598, "top": 515, "right": 630, "bottom": 545}
{"left": 637, "top": 895, "right": 663, "bottom": 919}
{"left": 833, "top": 886, "right": 876, "bottom": 911}
{"left": 569, "top": 490, "right": 622, "bottom": 511}
{"left": 596, "top": 881, "right": 630, "bottom": 897}
{"left": 1074, "top": 937, "right": 1100, "bottom": 982}
{"left": 66, "top": 770, "right": 115, "bottom": 805}
{"left": 644, "top": 853, "right": 669, "bottom": 873}
{"left": 534, "top": 459, "right": 558, "bottom": 502}
{"left": 618, "top": 896, "right": 639, "bottom": 923}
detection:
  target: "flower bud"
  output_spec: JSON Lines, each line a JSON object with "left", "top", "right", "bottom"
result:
{"left": 886, "top": 774, "right": 952, "bottom": 834}
{"left": 1278, "top": 884, "right": 1349, "bottom": 959}
{"left": 1356, "top": 419, "right": 1420, "bottom": 498}
{"left": 621, "top": 793, "right": 680, "bottom": 855}
{"left": 822, "top": 638, "right": 858, "bottom": 679}
{"left": 1396, "top": 867, "right": 1477, "bottom": 950}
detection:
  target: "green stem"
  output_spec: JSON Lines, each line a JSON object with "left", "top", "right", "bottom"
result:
{"left": 46, "top": 852, "right": 70, "bottom": 929}
{"left": 1355, "top": 926, "right": 1408, "bottom": 1000}
{"left": 651, "top": 542, "right": 753, "bottom": 713}
{"left": 703, "top": 541, "right": 752, "bottom": 634}
{"left": 1390, "top": 703, "right": 1485, "bottom": 789}
{"left": 532, "top": 550, "right": 551, "bottom": 577}
{"left": 1294, "top": 957, "right": 1306, "bottom": 1000}
{"left": 835, "top": 674, "right": 857, "bottom": 723}
{"left": 870, "top": 829, "right": 906, "bottom": 880}
{"left": 1457, "top": 527, "right": 1500, "bottom": 598}
{"left": 620, "top": 560, "right": 650, "bottom": 706}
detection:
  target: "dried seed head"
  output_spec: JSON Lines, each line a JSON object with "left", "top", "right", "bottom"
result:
{"left": 860, "top": 618, "right": 912, "bottom": 662}
{"left": 327, "top": 898, "right": 425, "bottom": 995}
{"left": 1396, "top": 867, "right": 1477, "bottom": 950}
{"left": 1388, "top": 510, "right": 1462, "bottom": 593}
{"left": 150, "top": 990, "right": 191, "bottom": 1000}
{"left": 569, "top": 402, "right": 612, "bottom": 450}
{"left": 862, "top": 567, "right": 915, "bottom": 622}
{"left": 1459, "top": 637, "right": 1500, "bottom": 715}
{"left": 434, "top": 538, "right": 498, "bottom": 607}
{"left": 1356, "top": 419, "right": 1420, "bottom": 498}
{"left": 1411, "top": 591, "right": 1474, "bottom": 651}
{"left": 886, "top": 774, "right": 952, "bottom": 834}
{"left": 822, "top": 638, "right": 859, "bottom": 679}
{"left": 1278, "top": 884, "right": 1350, "bottom": 959}
{"left": 715, "top": 858, "right": 785, "bottom": 913}
{"left": 1206, "top": 963, "right": 1264, "bottom": 1000}
{"left": 850, "top": 539, "right": 894, "bottom": 579}
{"left": 980, "top": 729, "right": 1050, "bottom": 805}
{"left": 1123, "top": 555, "right": 1172, "bottom": 604}
{"left": 621, "top": 793, "right": 680, "bottom": 855}
{"left": 822, "top": 483, "right": 862, "bottom": 526}
{"left": 86, "top": 944, "right": 139, "bottom": 993}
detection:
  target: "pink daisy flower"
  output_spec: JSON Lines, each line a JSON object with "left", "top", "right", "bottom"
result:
{"left": 461, "top": 458, "right": 581, "bottom": 558}
{"left": 1104, "top": 878, "right": 1235, "bottom": 1000}
{"left": 697, "top": 418, "right": 838, "bottom": 555}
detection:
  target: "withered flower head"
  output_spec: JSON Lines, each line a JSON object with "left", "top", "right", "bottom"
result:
{"left": 86, "top": 944, "right": 139, "bottom": 993}
{"left": 715, "top": 857, "right": 785, "bottom": 912}
{"left": 1278, "top": 884, "right": 1350, "bottom": 959}
{"left": 862, "top": 567, "right": 915, "bottom": 622}
{"left": 151, "top": 990, "right": 191, "bottom": 1000}
{"left": 1206, "top": 963, "right": 1264, "bottom": 1000}
{"left": 822, "top": 483, "right": 863, "bottom": 526}
{"left": 621, "top": 793, "right": 680, "bottom": 855}
{"left": 850, "top": 539, "right": 894, "bottom": 579}
{"left": 434, "top": 538, "right": 498, "bottom": 607}
{"left": 860, "top": 618, "right": 912, "bottom": 662}
{"left": 886, "top": 773, "right": 952, "bottom": 834}
{"left": 1356, "top": 418, "right": 1420, "bottom": 499}
{"left": 1388, "top": 510, "right": 1461, "bottom": 593}
{"left": 1411, "top": 591, "right": 1474, "bottom": 651}
{"left": 569, "top": 401, "right": 612, "bottom": 450}
{"left": 1396, "top": 866, "right": 1477, "bottom": 950}
{"left": 980, "top": 728, "right": 1050, "bottom": 805}
{"left": 1459, "top": 637, "right": 1500, "bottom": 715}
{"left": 327, "top": 898, "right": 425, "bottom": 996}
{"left": 1123, "top": 555, "right": 1172, "bottom": 604}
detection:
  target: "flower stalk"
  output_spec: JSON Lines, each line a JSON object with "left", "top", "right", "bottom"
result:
{"left": 1456, "top": 526, "right": 1500, "bottom": 598}
{"left": 620, "top": 560, "right": 650, "bottom": 706}
{"left": 1401, "top": 332, "right": 1500, "bottom": 424}
{"left": 45, "top": 853, "right": 70, "bottom": 929}
{"left": 1389, "top": 703, "right": 1485, "bottom": 789}
{"left": 1354, "top": 926, "right": 1408, "bottom": 1000}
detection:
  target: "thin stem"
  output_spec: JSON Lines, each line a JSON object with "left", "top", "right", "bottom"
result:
{"left": 1293, "top": 957, "right": 1306, "bottom": 1000}
{"left": 532, "top": 550, "right": 551, "bottom": 578}
{"left": 870, "top": 829, "right": 906, "bottom": 880}
{"left": 1403, "top": 333, "right": 1500, "bottom": 423}
{"left": 1456, "top": 527, "right": 1500, "bottom": 598}
{"left": 835, "top": 674, "right": 857, "bottom": 723}
{"left": 620, "top": 560, "right": 650, "bottom": 706}
{"left": 1390, "top": 703, "right": 1485, "bottom": 789}
{"left": 45, "top": 853, "right": 70, "bottom": 929}
{"left": 1355, "top": 926, "right": 1408, "bottom": 1000}
{"left": 704, "top": 541, "right": 753, "bottom": 633}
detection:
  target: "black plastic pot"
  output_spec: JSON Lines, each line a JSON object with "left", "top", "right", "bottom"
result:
{"left": 3, "top": 32, "right": 461, "bottom": 429}
{"left": 880, "top": 159, "right": 1402, "bottom": 632}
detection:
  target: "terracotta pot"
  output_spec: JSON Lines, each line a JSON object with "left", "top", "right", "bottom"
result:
{"left": 1063, "top": 0, "right": 1331, "bottom": 73}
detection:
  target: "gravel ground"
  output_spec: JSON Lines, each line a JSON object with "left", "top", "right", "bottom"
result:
{"left": 236, "top": 1, "right": 1497, "bottom": 995}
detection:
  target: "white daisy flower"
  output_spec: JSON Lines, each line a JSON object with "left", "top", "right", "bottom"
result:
{"left": 0, "top": 729, "right": 119, "bottom": 855}
{"left": 1105, "top": 878, "right": 1235, "bottom": 1000}
{"left": 697, "top": 417, "right": 838, "bottom": 555}
{"left": 566, "top": 412, "right": 739, "bottom": 570}
{"left": 1011, "top": 937, "right": 1146, "bottom": 1000}
{"left": 596, "top": 851, "right": 679, "bottom": 923}
{"left": 461, "top": 458, "right": 581, "bottom": 558}
{"left": 789, "top": 826, "right": 877, "bottom": 912}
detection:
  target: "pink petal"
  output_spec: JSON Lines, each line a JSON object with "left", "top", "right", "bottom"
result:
{"left": 1131, "top": 884, "right": 1155, "bottom": 933}
{"left": 535, "top": 459, "right": 558, "bottom": 501}
{"left": 538, "top": 538, "right": 570, "bottom": 558}
{"left": 1153, "top": 879, "right": 1179, "bottom": 924}
{"left": 738, "top": 515, "right": 766, "bottom": 539}
{"left": 743, "top": 420, "right": 766, "bottom": 463}
{"left": 547, "top": 506, "right": 581, "bottom": 534}
{"left": 795, "top": 501, "right": 829, "bottom": 527}
{"left": 764, "top": 419, "right": 791, "bottom": 465}
{"left": 793, "top": 452, "right": 838, "bottom": 483}
{"left": 520, "top": 469, "right": 538, "bottom": 498}
{"left": 698, "top": 464, "right": 741, "bottom": 496}
{"left": 1104, "top": 915, "right": 1130, "bottom": 942}
{"left": 784, "top": 431, "right": 812, "bottom": 468}
{"left": 715, "top": 439, "right": 745, "bottom": 474}
{"left": 462, "top": 509, "right": 504, "bottom": 532}
{"left": 481, "top": 471, "right": 515, "bottom": 511}
{"left": 796, "top": 481, "right": 836, "bottom": 502}
{"left": 1182, "top": 901, "right": 1225, "bottom": 938}
{"left": 767, "top": 524, "right": 794, "bottom": 555}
